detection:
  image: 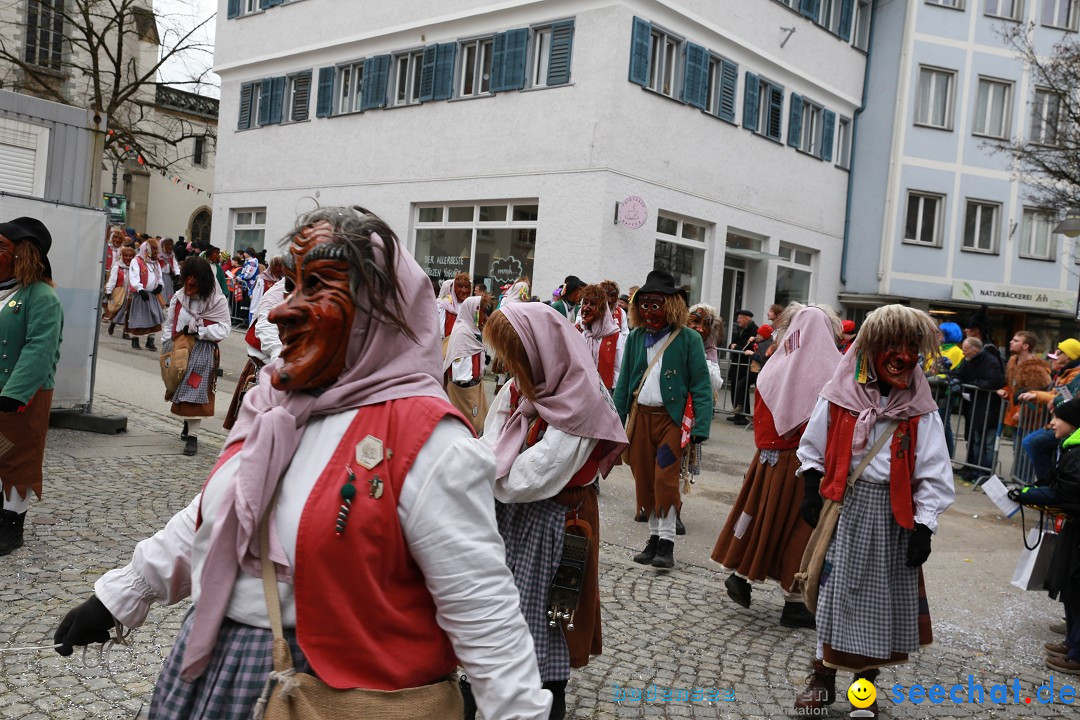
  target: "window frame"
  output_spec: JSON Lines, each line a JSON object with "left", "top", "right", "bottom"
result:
{"left": 962, "top": 199, "right": 1001, "bottom": 254}
{"left": 458, "top": 35, "right": 495, "bottom": 98}
{"left": 704, "top": 53, "right": 739, "bottom": 123}
{"left": 798, "top": 98, "right": 825, "bottom": 157}
{"left": 334, "top": 60, "right": 365, "bottom": 115}
{"left": 390, "top": 48, "right": 425, "bottom": 107}
{"left": 835, "top": 116, "right": 852, "bottom": 169}
{"left": 774, "top": 241, "right": 815, "bottom": 306}
{"left": 654, "top": 212, "right": 710, "bottom": 306}
{"left": 903, "top": 191, "right": 946, "bottom": 247}
{"left": 646, "top": 25, "right": 684, "bottom": 98}
{"left": 530, "top": 26, "right": 553, "bottom": 88}
{"left": 914, "top": 65, "right": 956, "bottom": 130}
{"left": 24, "top": 0, "right": 64, "bottom": 71}
{"left": 1041, "top": 0, "right": 1079, "bottom": 30}
{"left": 852, "top": 0, "right": 872, "bottom": 50}
{"left": 285, "top": 71, "right": 312, "bottom": 122}
{"left": 1019, "top": 207, "right": 1057, "bottom": 261}
{"left": 231, "top": 207, "right": 268, "bottom": 255}
{"left": 818, "top": 0, "right": 845, "bottom": 34}
{"left": 925, "top": 0, "right": 965, "bottom": 9}
{"left": 192, "top": 135, "right": 207, "bottom": 167}
{"left": 971, "top": 76, "right": 1013, "bottom": 139}
{"left": 1030, "top": 86, "right": 1063, "bottom": 146}
{"left": 984, "top": 0, "right": 1024, "bottom": 21}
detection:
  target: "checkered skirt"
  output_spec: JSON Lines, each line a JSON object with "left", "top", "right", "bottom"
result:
{"left": 815, "top": 481, "right": 920, "bottom": 662}
{"left": 150, "top": 608, "right": 312, "bottom": 720}
{"left": 495, "top": 499, "right": 570, "bottom": 683}
{"left": 172, "top": 339, "right": 216, "bottom": 405}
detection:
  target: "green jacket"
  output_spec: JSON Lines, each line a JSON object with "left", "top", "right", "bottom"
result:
{"left": 0, "top": 282, "right": 64, "bottom": 404}
{"left": 551, "top": 299, "right": 577, "bottom": 320}
{"left": 612, "top": 327, "right": 713, "bottom": 439}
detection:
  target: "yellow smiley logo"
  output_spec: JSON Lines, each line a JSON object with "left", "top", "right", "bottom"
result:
{"left": 847, "top": 678, "right": 877, "bottom": 708}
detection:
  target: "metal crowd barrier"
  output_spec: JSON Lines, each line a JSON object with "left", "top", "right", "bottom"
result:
{"left": 714, "top": 346, "right": 759, "bottom": 423}
{"left": 928, "top": 380, "right": 1005, "bottom": 488}
{"left": 1009, "top": 401, "right": 1053, "bottom": 487}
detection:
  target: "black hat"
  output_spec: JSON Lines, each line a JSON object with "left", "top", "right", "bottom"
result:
{"left": 563, "top": 275, "right": 585, "bottom": 294}
{"left": 735, "top": 309, "right": 754, "bottom": 319}
{"left": 1054, "top": 398, "right": 1080, "bottom": 428}
{"left": 637, "top": 269, "right": 684, "bottom": 297}
{"left": 0, "top": 216, "right": 52, "bottom": 279}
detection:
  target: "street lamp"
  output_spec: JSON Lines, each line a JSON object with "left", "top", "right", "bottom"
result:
{"left": 1056, "top": 207, "right": 1080, "bottom": 238}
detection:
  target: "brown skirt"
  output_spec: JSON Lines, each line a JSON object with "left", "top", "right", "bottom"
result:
{"left": 445, "top": 380, "right": 487, "bottom": 435}
{"left": 552, "top": 483, "right": 602, "bottom": 668}
{"left": 711, "top": 447, "right": 811, "bottom": 591}
{"left": 223, "top": 358, "right": 260, "bottom": 431}
{"left": 0, "top": 388, "right": 52, "bottom": 499}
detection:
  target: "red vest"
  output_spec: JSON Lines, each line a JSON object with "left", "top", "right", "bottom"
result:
{"left": 514, "top": 385, "right": 604, "bottom": 488}
{"left": 752, "top": 394, "right": 802, "bottom": 450}
{"left": 596, "top": 333, "right": 619, "bottom": 391}
{"left": 442, "top": 309, "right": 457, "bottom": 338}
{"left": 131, "top": 256, "right": 150, "bottom": 289}
{"left": 214, "top": 397, "right": 468, "bottom": 690}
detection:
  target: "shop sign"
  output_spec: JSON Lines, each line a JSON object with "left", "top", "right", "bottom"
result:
{"left": 489, "top": 256, "right": 524, "bottom": 284}
{"left": 951, "top": 280, "right": 1074, "bottom": 315}
{"left": 423, "top": 254, "right": 469, "bottom": 281}
{"left": 619, "top": 196, "right": 648, "bottom": 229}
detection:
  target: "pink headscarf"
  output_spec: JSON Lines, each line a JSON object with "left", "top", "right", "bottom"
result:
{"left": 756, "top": 306, "right": 842, "bottom": 437}
{"left": 180, "top": 228, "right": 446, "bottom": 681}
{"left": 437, "top": 279, "right": 463, "bottom": 316}
{"left": 443, "top": 295, "right": 485, "bottom": 372}
{"left": 578, "top": 306, "right": 619, "bottom": 366}
{"left": 502, "top": 280, "right": 529, "bottom": 305}
{"left": 492, "top": 303, "right": 627, "bottom": 480}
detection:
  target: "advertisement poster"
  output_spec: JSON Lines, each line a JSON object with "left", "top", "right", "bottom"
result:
{"left": 103, "top": 193, "right": 127, "bottom": 225}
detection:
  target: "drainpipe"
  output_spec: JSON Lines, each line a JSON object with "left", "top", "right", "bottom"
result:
{"left": 840, "top": 3, "right": 877, "bottom": 287}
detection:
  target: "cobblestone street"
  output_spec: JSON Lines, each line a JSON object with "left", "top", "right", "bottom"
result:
{"left": 0, "top": 379, "right": 1073, "bottom": 719}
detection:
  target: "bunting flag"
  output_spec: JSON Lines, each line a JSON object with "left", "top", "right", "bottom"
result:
{"left": 108, "top": 129, "right": 213, "bottom": 197}
{"left": 680, "top": 394, "right": 694, "bottom": 449}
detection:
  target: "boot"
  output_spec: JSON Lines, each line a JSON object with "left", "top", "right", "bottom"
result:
{"left": 131, "top": 337, "right": 140, "bottom": 349}
{"left": 675, "top": 508, "right": 686, "bottom": 535}
{"left": 0, "top": 509, "right": 26, "bottom": 555}
{"left": 780, "top": 601, "right": 816, "bottom": 629}
{"left": 849, "top": 669, "right": 880, "bottom": 718}
{"left": 724, "top": 574, "right": 752, "bottom": 609}
{"left": 633, "top": 535, "right": 659, "bottom": 565}
{"left": 652, "top": 539, "right": 675, "bottom": 569}
{"left": 542, "top": 680, "right": 567, "bottom": 720}
{"left": 122, "top": 331, "right": 131, "bottom": 340}
{"left": 183, "top": 436, "right": 198, "bottom": 456}
{"left": 144, "top": 336, "right": 157, "bottom": 351}
{"left": 634, "top": 507, "right": 648, "bottom": 522}
{"left": 108, "top": 321, "right": 116, "bottom": 336}
{"left": 180, "top": 421, "right": 189, "bottom": 441}
{"left": 793, "top": 660, "right": 836, "bottom": 714}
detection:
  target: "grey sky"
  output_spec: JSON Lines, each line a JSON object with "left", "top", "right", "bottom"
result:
{"left": 155, "top": 0, "right": 220, "bottom": 97}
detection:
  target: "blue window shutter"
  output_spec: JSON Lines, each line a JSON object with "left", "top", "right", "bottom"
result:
{"left": 316, "top": 67, "right": 334, "bottom": 117}
{"left": 838, "top": 0, "right": 855, "bottom": 41}
{"left": 681, "top": 43, "right": 708, "bottom": 109}
{"left": 546, "top": 20, "right": 574, "bottom": 86}
{"left": 490, "top": 32, "right": 507, "bottom": 90}
{"left": 628, "top": 17, "right": 652, "bottom": 86}
{"left": 491, "top": 28, "right": 527, "bottom": 92}
{"left": 289, "top": 71, "right": 312, "bottom": 121}
{"left": 360, "top": 55, "right": 390, "bottom": 110}
{"left": 433, "top": 43, "right": 457, "bottom": 100}
{"left": 801, "top": 0, "right": 821, "bottom": 22}
{"left": 767, "top": 85, "right": 784, "bottom": 141}
{"left": 227, "top": 0, "right": 240, "bottom": 19}
{"left": 257, "top": 79, "right": 272, "bottom": 125}
{"left": 743, "top": 72, "right": 760, "bottom": 131}
{"left": 267, "top": 76, "right": 285, "bottom": 124}
{"left": 267, "top": 0, "right": 284, "bottom": 6}
{"left": 718, "top": 59, "right": 738, "bottom": 122}
{"left": 259, "top": 0, "right": 271, "bottom": 8}
{"left": 788, "top": 94, "right": 803, "bottom": 147}
{"left": 821, "top": 109, "right": 836, "bottom": 162}
{"left": 237, "top": 82, "right": 254, "bottom": 129}
{"left": 419, "top": 45, "right": 438, "bottom": 102}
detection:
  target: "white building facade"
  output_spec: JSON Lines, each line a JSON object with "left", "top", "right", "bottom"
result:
{"left": 212, "top": 0, "right": 869, "bottom": 328}
{"left": 845, "top": 0, "right": 1080, "bottom": 342}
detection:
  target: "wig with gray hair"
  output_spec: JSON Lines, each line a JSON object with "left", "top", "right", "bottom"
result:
{"left": 855, "top": 304, "right": 940, "bottom": 360}
{"left": 688, "top": 302, "right": 725, "bottom": 349}
{"left": 281, "top": 206, "right": 417, "bottom": 342}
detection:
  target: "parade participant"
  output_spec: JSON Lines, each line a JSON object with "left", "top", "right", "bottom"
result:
{"left": 0, "top": 216, "right": 63, "bottom": 555}
{"left": 223, "top": 274, "right": 287, "bottom": 431}
{"left": 613, "top": 270, "right": 713, "bottom": 569}
{"left": 126, "top": 237, "right": 165, "bottom": 350}
{"left": 600, "top": 280, "right": 629, "bottom": 342}
{"left": 793, "top": 304, "right": 954, "bottom": 718}
{"left": 839, "top": 320, "right": 857, "bottom": 354}
{"left": 444, "top": 293, "right": 495, "bottom": 434}
{"left": 248, "top": 256, "right": 285, "bottom": 317}
{"left": 437, "top": 271, "right": 471, "bottom": 355}
{"left": 551, "top": 275, "right": 585, "bottom": 320}
{"left": 687, "top": 303, "right": 725, "bottom": 398}
{"left": 576, "top": 284, "right": 624, "bottom": 393}
{"left": 159, "top": 238, "right": 182, "bottom": 304}
{"left": 103, "top": 245, "right": 135, "bottom": 335}
{"left": 727, "top": 309, "right": 758, "bottom": 424}
{"left": 500, "top": 276, "right": 531, "bottom": 308}
{"left": 712, "top": 304, "right": 841, "bottom": 628}
{"left": 104, "top": 226, "right": 126, "bottom": 276}
{"left": 163, "top": 256, "right": 230, "bottom": 457}
{"left": 482, "top": 301, "right": 627, "bottom": 720}
{"left": 54, "top": 206, "right": 552, "bottom": 720}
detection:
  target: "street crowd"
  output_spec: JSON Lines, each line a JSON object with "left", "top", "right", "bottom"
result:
{"left": 0, "top": 207, "right": 1079, "bottom": 719}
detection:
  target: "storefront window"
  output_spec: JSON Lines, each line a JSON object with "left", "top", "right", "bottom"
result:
{"left": 654, "top": 213, "right": 710, "bottom": 305}
{"left": 775, "top": 242, "right": 814, "bottom": 306}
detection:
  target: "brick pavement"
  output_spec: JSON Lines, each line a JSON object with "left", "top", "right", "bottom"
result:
{"left": 0, "top": 393, "right": 1073, "bottom": 719}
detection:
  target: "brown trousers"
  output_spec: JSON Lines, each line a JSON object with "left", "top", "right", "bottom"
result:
{"left": 628, "top": 406, "right": 683, "bottom": 517}
{"left": 0, "top": 388, "right": 53, "bottom": 499}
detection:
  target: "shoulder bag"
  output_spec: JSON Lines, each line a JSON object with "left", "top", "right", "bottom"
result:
{"left": 794, "top": 419, "right": 899, "bottom": 614}
{"left": 622, "top": 328, "right": 681, "bottom": 462}
{"left": 159, "top": 333, "right": 196, "bottom": 402}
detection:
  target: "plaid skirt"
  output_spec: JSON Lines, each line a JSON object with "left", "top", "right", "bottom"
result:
{"left": 816, "top": 481, "right": 931, "bottom": 672}
{"left": 151, "top": 608, "right": 312, "bottom": 720}
{"left": 495, "top": 499, "right": 570, "bottom": 683}
{"left": 173, "top": 340, "right": 216, "bottom": 405}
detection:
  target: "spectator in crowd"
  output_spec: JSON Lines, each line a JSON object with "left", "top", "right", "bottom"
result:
{"left": 997, "top": 331, "right": 1052, "bottom": 482}
{"left": 766, "top": 303, "right": 783, "bottom": 324}
{"left": 962, "top": 305, "right": 1004, "bottom": 368}
{"left": 839, "top": 319, "right": 857, "bottom": 354}
{"left": 551, "top": 275, "right": 585, "bottom": 321}
{"left": 203, "top": 245, "right": 229, "bottom": 296}
{"left": 927, "top": 321, "right": 966, "bottom": 457}
{"left": 1020, "top": 339, "right": 1080, "bottom": 483}
{"left": 948, "top": 337, "right": 1005, "bottom": 484}
{"left": 727, "top": 309, "right": 758, "bottom": 425}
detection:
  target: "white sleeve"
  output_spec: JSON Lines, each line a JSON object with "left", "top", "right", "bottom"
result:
{"left": 198, "top": 318, "right": 231, "bottom": 342}
{"left": 437, "top": 305, "right": 447, "bottom": 339}
{"left": 707, "top": 359, "right": 724, "bottom": 396}
{"left": 613, "top": 330, "right": 626, "bottom": 390}
{"left": 494, "top": 427, "right": 598, "bottom": 503}
{"left": 105, "top": 263, "right": 119, "bottom": 293}
{"left": 480, "top": 383, "right": 515, "bottom": 446}
{"left": 796, "top": 396, "right": 830, "bottom": 476}
{"left": 163, "top": 297, "right": 178, "bottom": 340}
{"left": 912, "top": 411, "right": 956, "bottom": 533}
{"left": 450, "top": 355, "right": 476, "bottom": 384}
{"left": 171, "top": 257, "right": 181, "bottom": 274}
{"left": 128, "top": 260, "right": 144, "bottom": 292}
{"left": 94, "top": 494, "right": 200, "bottom": 629}
{"left": 399, "top": 421, "right": 552, "bottom": 720}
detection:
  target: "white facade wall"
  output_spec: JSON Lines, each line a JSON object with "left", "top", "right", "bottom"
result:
{"left": 212, "top": 0, "right": 866, "bottom": 322}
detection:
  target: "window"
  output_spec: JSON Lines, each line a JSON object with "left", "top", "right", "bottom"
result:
{"left": 818, "top": 0, "right": 846, "bottom": 34}
{"left": 529, "top": 20, "right": 574, "bottom": 88}
{"left": 904, "top": 191, "right": 945, "bottom": 246}
{"left": 335, "top": 61, "right": 364, "bottom": 114}
{"left": 985, "top": 0, "right": 1024, "bottom": 20}
{"left": 705, "top": 55, "right": 739, "bottom": 123}
{"left": 459, "top": 37, "right": 494, "bottom": 97}
{"left": 1042, "top": 0, "right": 1079, "bottom": 29}
{"left": 852, "top": 0, "right": 872, "bottom": 50}
{"left": 24, "top": 0, "right": 64, "bottom": 71}
{"left": 926, "top": 0, "right": 964, "bottom": 8}
{"left": 391, "top": 50, "right": 424, "bottom": 106}
{"left": 1030, "top": 87, "right": 1062, "bottom": 145}
{"left": 972, "top": 77, "right": 1012, "bottom": 138}
{"left": 192, "top": 135, "right": 206, "bottom": 167}
{"left": 647, "top": 28, "right": 682, "bottom": 97}
{"left": 232, "top": 208, "right": 267, "bottom": 254}
{"left": 788, "top": 95, "right": 836, "bottom": 160}
{"left": 915, "top": 66, "right": 955, "bottom": 129}
{"left": 654, "top": 214, "right": 708, "bottom": 305}
{"left": 799, "top": 99, "right": 823, "bottom": 156}
{"left": 836, "top": 116, "right": 852, "bottom": 168}
{"left": 963, "top": 200, "right": 1000, "bottom": 253}
{"left": 414, "top": 202, "right": 538, "bottom": 292}
{"left": 237, "top": 81, "right": 261, "bottom": 130}
{"left": 744, "top": 73, "right": 784, "bottom": 141}
{"left": 775, "top": 243, "right": 814, "bottom": 306}
{"left": 286, "top": 72, "right": 312, "bottom": 122}
{"left": 1020, "top": 208, "right": 1056, "bottom": 260}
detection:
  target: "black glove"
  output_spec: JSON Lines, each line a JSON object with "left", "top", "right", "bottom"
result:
{"left": 54, "top": 595, "right": 115, "bottom": 656}
{"left": 172, "top": 274, "right": 180, "bottom": 287}
{"left": 800, "top": 469, "right": 824, "bottom": 528}
{"left": 690, "top": 435, "right": 705, "bottom": 445}
{"left": 906, "top": 523, "right": 933, "bottom": 567}
{"left": 0, "top": 396, "right": 24, "bottom": 412}
{"left": 138, "top": 289, "right": 150, "bottom": 300}
{"left": 152, "top": 286, "right": 163, "bottom": 295}
{"left": 1007, "top": 487, "right": 1023, "bottom": 503}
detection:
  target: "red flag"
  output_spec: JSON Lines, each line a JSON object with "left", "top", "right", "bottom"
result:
{"left": 680, "top": 394, "right": 694, "bottom": 448}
